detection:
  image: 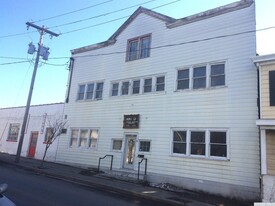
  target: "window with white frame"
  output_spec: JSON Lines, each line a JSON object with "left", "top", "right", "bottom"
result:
{"left": 132, "top": 80, "right": 140, "bottom": 94}
{"left": 156, "top": 76, "right": 165, "bottom": 91}
{"left": 144, "top": 78, "right": 152, "bottom": 93}
{"left": 7, "top": 123, "right": 20, "bottom": 142}
{"left": 177, "top": 62, "right": 225, "bottom": 91}
{"left": 177, "top": 69, "right": 189, "bottom": 90}
{"left": 110, "top": 75, "right": 165, "bottom": 97}
{"left": 127, "top": 35, "right": 151, "bottom": 61}
{"left": 139, "top": 140, "right": 151, "bottom": 152}
{"left": 121, "top": 81, "right": 130, "bottom": 95}
{"left": 193, "top": 66, "right": 206, "bottom": 89}
{"left": 76, "top": 82, "right": 104, "bottom": 101}
{"left": 111, "top": 83, "right": 119, "bottom": 96}
{"left": 70, "top": 128, "right": 99, "bottom": 148}
{"left": 77, "top": 84, "right": 85, "bottom": 100}
{"left": 172, "top": 129, "right": 228, "bottom": 159}
{"left": 112, "top": 139, "right": 122, "bottom": 151}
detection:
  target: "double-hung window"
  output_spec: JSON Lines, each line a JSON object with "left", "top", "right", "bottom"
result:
{"left": 77, "top": 85, "right": 85, "bottom": 100}
{"left": 132, "top": 80, "right": 140, "bottom": 94}
{"left": 210, "top": 64, "right": 225, "bottom": 87}
{"left": 193, "top": 66, "right": 206, "bottom": 89}
{"left": 210, "top": 131, "right": 227, "bottom": 157}
{"left": 156, "top": 76, "right": 165, "bottom": 91}
{"left": 86, "top": 83, "right": 94, "bottom": 99}
{"left": 173, "top": 131, "right": 186, "bottom": 155}
{"left": 95, "top": 82, "right": 104, "bottom": 99}
{"left": 7, "top": 123, "right": 20, "bottom": 142}
{"left": 144, "top": 78, "right": 152, "bottom": 93}
{"left": 190, "top": 131, "right": 205, "bottom": 155}
{"left": 111, "top": 83, "right": 119, "bottom": 96}
{"left": 127, "top": 35, "right": 151, "bottom": 61}
{"left": 121, "top": 81, "right": 130, "bottom": 95}
{"left": 177, "top": 69, "right": 189, "bottom": 90}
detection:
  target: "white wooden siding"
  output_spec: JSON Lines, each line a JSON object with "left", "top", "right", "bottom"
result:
{"left": 57, "top": 2, "right": 259, "bottom": 197}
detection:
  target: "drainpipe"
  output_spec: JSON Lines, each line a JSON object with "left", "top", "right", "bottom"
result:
{"left": 65, "top": 57, "right": 74, "bottom": 103}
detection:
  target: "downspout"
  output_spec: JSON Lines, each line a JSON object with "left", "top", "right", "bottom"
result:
{"left": 65, "top": 57, "right": 74, "bottom": 103}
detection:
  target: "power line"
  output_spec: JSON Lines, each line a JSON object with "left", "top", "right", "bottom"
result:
{"left": 49, "top": 0, "right": 157, "bottom": 29}
{"left": 61, "top": 0, "right": 181, "bottom": 35}
{"left": 1, "top": 25, "right": 275, "bottom": 64}
{"left": 0, "top": 60, "right": 32, "bottom": 66}
{"left": 33, "top": 0, "right": 114, "bottom": 23}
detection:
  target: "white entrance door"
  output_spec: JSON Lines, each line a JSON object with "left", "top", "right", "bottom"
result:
{"left": 123, "top": 134, "right": 137, "bottom": 169}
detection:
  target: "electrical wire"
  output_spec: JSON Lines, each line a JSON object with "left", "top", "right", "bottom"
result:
{"left": 0, "top": 60, "right": 32, "bottom": 66}
{"left": 49, "top": 0, "right": 157, "bottom": 29}
{"left": 61, "top": 0, "right": 181, "bottom": 35}
{"left": 1, "top": 25, "right": 275, "bottom": 64}
{"left": 33, "top": 0, "right": 114, "bottom": 23}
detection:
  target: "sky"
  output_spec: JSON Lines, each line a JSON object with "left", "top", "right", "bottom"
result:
{"left": 0, "top": 0, "right": 275, "bottom": 108}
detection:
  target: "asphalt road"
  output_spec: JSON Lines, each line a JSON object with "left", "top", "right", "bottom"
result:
{"left": 0, "top": 163, "right": 166, "bottom": 206}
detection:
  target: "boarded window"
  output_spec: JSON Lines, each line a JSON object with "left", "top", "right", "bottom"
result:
{"left": 269, "top": 71, "right": 275, "bottom": 106}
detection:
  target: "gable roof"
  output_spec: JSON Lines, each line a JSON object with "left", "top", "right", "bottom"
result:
{"left": 71, "top": 0, "right": 254, "bottom": 55}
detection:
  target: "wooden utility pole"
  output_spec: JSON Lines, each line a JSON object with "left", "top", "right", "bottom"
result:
{"left": 15, "top": 22, "right": 59, "bottom": 163}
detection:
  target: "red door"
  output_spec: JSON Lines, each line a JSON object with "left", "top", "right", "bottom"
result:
{"left": 28, "top": 132, "right": 38, "bottom": 158}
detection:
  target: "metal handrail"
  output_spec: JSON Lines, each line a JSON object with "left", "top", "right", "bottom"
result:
{"left": 137, "top": 158, "right": 147, "bottom": 181}
{"left": 98, "top": 155, "right": 113, "bottom": 173}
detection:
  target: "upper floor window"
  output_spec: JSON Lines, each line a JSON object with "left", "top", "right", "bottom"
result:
{"left": 7, "top": 123, "right": 20, "bottom": 142}
{"left": 132, "top": 80, "right": 140, "bottom": 94}
{"left": 121, "top": 81, "right": 130, "bottom": 95}
{"left": 77, "top": 81, "right": 104, "bottom": 101}
{"left": 111, "top": 83, "right": 119, "bottom": 96}
{"left": 156, "top": 76, "right": 165, "bottom": 91}
{"left": 126, "top": 35, "right": 151, "bottom": 61}
{"left": 269, "top": 70, "right": 275, "bottom": 106}
{"left": 177, "top": 62, "right": 225, "bottom": 91}
{"left": 144, "top": 78, "right": 152, "bottom": 93}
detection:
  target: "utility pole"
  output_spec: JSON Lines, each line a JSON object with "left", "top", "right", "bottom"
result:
{"left": 15, "top": 22, "right": 59, "bottom": 163}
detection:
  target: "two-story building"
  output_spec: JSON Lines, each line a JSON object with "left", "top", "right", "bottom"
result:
{"left": 254, "top": 54, "right": 275, "bottom": 202}
{"left": 0, "top": 103, "right": 64, "bottom": 162}
{"left": 56, "top": 0, "right": 260, "bottom": 200}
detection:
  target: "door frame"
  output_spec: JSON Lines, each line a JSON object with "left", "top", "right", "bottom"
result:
{"left": 123, "top": 133, "right": 138, "bottom": 169}
{"left": 28, "top": 131, "right": 39, "bottom": 158}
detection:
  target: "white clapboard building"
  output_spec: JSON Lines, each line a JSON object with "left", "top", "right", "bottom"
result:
{"left": 0, "top": 103, "right": 64, "bottom": 162}
{"left": 56, "top": 0, "right": 259, "bottom": 200}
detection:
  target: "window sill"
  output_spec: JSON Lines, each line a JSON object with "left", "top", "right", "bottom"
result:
{"left": 171, "top": 154, "right": 229, "bottom": 161}
{"left": 6, "top": 140, "right": 18, "bottom": 142}
{"left": 175, "top": 85, "right": 227, "bottom": 93}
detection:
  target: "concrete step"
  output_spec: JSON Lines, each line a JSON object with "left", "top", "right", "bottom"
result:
{"left": 100, "top": 169, "right": 146, "bottom": 182}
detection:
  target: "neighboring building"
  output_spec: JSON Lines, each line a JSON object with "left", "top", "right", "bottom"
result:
{"left": 0, "top": 103, "right": 64, "bottom": 162}
{"left": 56, "top": 0, "right": 260, "bottom": 200}
{"left": 254, "top": 54, "right": 275, "bottom": 202}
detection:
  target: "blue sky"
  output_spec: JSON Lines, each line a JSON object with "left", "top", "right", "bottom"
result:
{"left": 1, "top": 0, "right": 275, "bottom": 108}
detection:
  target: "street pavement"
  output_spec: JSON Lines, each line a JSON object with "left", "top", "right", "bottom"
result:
{"left": 0, "top": 153, "right": 253, "bottom": 206}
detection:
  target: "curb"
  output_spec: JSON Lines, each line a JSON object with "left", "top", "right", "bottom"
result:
{"left": 1, "top": 159, "right": 185, "bottom": 206}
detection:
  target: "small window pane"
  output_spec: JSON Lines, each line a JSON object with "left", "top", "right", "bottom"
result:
{"left": 139, "top": 141, "right": 151, "bottom": 152}
{"left": 128, "top": 40, "right": 138, "bottom": 61}
{"left": 112, "top": 83, "right": 119, "bottom": 96}
{"left": 7, "top": 123, "right": 20, "bottom": 141}
{"left": 144, "top": 78, "right": 152, "bottom": 93}
{"left": 77, "top": 85, "right": 85, "bottom": 100}
{"left": 156, "top": 76, "right": 165, "bottom": 91}
{"left": 88, "top": 130, "right": 98, "bottom": 148}
{"left": 177, "top": 70, "right": 189, "bottom": 90}
{"left": 70, "top": 129, "right": 79, "bottom": 147}
{"left": 86, "top": 83, "right": 94, "bottom": 99}
{"left": 140, "top": 37, "right": 150, "bottom": 59}
{"left": 193, "top": 67, "right": 206, "bottom": 89}
{"left": 122, "top": 81, "right": 130, "bottom": 95}
{"left": 79, "top": 130, "right": 88, "bottom": 147}
{"left": 190, "top": 131, "right": 205, "bottom": 155}
{"left": 133, "top": 80, "right": 140, "bottom": 94}
{"left": 95, "top": 82, "right": 104, "bottom": 99}
{"left": 211, "top": 64, "right": 225, "bottom": 87}
{"left": 210, "top": 131, "right": 227, "bottom": 157}
{"left": 173, "top": 131, "right": 186, "bottom": 154}
{"left": 113, "top": 140, "right": 122, "bottom": 150}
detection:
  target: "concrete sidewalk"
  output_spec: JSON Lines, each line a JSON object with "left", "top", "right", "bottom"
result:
{"left": 0, "top": 153, "right": 252, "bottom": 206}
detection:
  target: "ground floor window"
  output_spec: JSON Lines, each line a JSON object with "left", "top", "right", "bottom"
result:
{"left": 112, "top": 139, "right": 122, "bottom": 151}
{"left": 139, "top": 140, "right": 151, "bottom": 152}
{"left": 7, "top": 123, "right": 20, "bottom": 142}
{"left": 172, "top": 129, "right": 228, "bottom": 159}
{"left": 70, "top": 128, "right": 99, "bottom": 148}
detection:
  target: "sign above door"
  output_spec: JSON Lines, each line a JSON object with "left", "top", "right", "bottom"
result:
{"left": 123, "top": 114, "right": 139, "bottom": 129}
